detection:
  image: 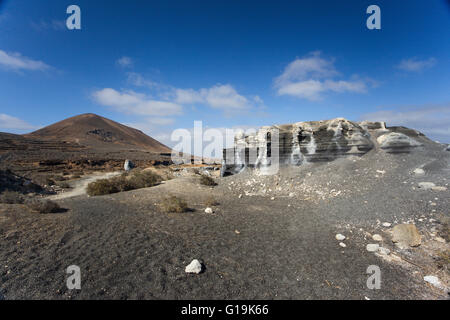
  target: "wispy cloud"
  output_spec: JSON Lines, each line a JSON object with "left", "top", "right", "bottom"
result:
{"left": 0, "top": 49, "right": 50, "bottom": 72}
{"left": 274, "top": 52, "right": 370, "bottom": 101}
{"left": 125, "top": 72, "right": 265, "bottom": 115}
{"left": 0, "top": 114, "right": 37, "bottom": 132}
{"left": 397, "top": 57, "right": 437, "bottom": 72}
{"left": 116, "top": 56, "right": 133, "bottom": 68}
{"left": 30, "top": 20, "right": 66, "bottom": 31}
{"left": 92, "top": 88, "right": 183, "bottom": 117}
{"left": 360, "top": 104, "right": 450, "bottom": 143}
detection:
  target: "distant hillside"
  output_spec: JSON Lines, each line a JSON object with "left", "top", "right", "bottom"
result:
{"left": 25, "top": 113, "right": 171, "bottom": 153}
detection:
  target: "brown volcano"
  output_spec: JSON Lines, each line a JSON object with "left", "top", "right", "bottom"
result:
{"left": 25, "top": 113, "right": 171, "bottom": 153}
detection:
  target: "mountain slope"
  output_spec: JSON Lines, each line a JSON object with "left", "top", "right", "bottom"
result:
{"left": 25, "top": 113, "right": 171, "bottom": 153}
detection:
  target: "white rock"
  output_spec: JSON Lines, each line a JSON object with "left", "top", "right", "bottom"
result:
{"left": 432, "top": 186, "right": 447, "bottom": 191}
{"left": 382, "top": 222, "right": 392, "bottom": 227}
{"left": 289, "top": 192, "right": 295, "bottom": 197}
{"left": 418, "top": 182, "right": 436, "bottom": 190}
{"left": 366, "top": 244, "right": 380, "bottom": 252}
{"left": 434, "top": 237, "right": 446, "bottom": 243}
{"left": 423, "top": 275, "right": 443, "bottom": 289}
{"left": 185, "top": 259, "right": 203, "bottom": 274}
{"left": 335, "top": 234, "right": 346, "bottom": 241}
{"left": 413, "top": 168, "right": 425, "bottom": 175}
{"left": 372, "top": 234, "right": 383, "bottom": 242}
{"left": 377, "top": 247, "right": 391, "bottom": 255}
{"left": 205, "top": 207, "right": 213, "bottom": 214}
{"left": 339, "top": 242, "right": 346, "bottom": 248}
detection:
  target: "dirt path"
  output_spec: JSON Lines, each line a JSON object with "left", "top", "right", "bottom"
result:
{"left": 48, "top": 171, "right": 122, "bottom": 200}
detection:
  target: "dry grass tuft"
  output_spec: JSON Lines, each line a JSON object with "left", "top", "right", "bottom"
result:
{"left": 27, "top": 199, "right": 62, "bottom": 213}
{"left": 199, "top": 175, "right": 217, "bottom": 186}
{"left": 159, "top": 195, "right": 189, "bottom": 213}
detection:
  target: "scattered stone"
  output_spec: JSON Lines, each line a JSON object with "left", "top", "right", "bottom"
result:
{"left": 339, "top": 242, "right": 346, "bottom": 248}
{"left": 204, "top": 207, "right": 213, "bottom": 214}
{"left": 372, "top": 234, "right": 383, "bottom": 242}
{"left": 431, "top": 186, "right": 447, "bottom": 191}
{"left": 418, "top": 182, "right": 436, "bottom": 190}
{"left": 413, "top": 168, "right": 425, "bottom": 175}
{"left": 382, "top": 222, "right": 392, "bottom": 227}
{"left": 423, "top": 275, "right": 443, "bottom": 289}
{"left": 238, "top": 194, "right": 242, "bottom": 199}
{"left": 235, "top": 230, "right": 241, "bottom": 235}
{"left": 434, "top": 237, "right": 446, "bottom": 243}
{"left": 366, "top": 244, "right": 380, "bottom": 252}
{"left": 289, "top": 192, "right": 295, "bottom": 198}
{"left": 377, "top": 247, "right": 391, "bottom": 255}
{"left": 185, "top": 259, "right": 203, "bottom": 274}
{"left": 376, "top": 170, "right": 386, "bottom": 175}
{"left": 392, "top": 224, "right": 421, "bottom": 248}
{"left": 335, "top": 234, "right": 346, "bottom": 241}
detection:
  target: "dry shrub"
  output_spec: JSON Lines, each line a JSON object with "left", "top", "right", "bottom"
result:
{"left": 159, "top": 195, "right": 188, "bottom": 213}
{"left": 57, "top": 182, "right": 71, "bottom": 189}
{"left": 27, "top": 199, "right": 62, "bottom": 213}
{"left": 86, "top": 178, "right": 119, "bottom": 196}
{"left": 199, "top": 175, "right": 217, "bottom": 186}
{"left": 204, "top": 196, "right": 219, "bottom": 207}
{"left": 86, "top": 170, "right": 162, "bottom": 196}
{"left": 0, "top": 191, "right": 24, "bottom": 204}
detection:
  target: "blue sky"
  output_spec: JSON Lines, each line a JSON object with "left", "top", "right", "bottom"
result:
{"left": 0, "top": 0, "right": 449, "bottom": 145}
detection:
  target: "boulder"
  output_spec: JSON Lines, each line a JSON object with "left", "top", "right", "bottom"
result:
{"left": 392, "top": 224, "right": 421, "bottom": 248}
{"left": 377, "top": 132, "right": 421, "bottom": 153}
{"left": 124, "top": 159, "right": 134, "bottom": 171}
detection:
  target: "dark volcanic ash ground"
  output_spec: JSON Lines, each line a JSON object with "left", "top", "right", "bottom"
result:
{"left": 0, "top": 130, "right": 449, "bottom": 300}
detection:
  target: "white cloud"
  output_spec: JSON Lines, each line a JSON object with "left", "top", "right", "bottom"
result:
{"left": 0, "top": 49, "right": 50, "bottom": 71}
{"left": 0, "top": 114, "right": 37, "bottom": 132}
{"left": 116, "top": 56, "right": 133, "bottom": 68}
{"left": 360, "top": 104, "right": 450, "bottom": 143}
{"left": 274, "top": 52, "right": 369, "bottom": 101}
{"left": 92, "top": 88, "right": 183, "bottom": 116}
{"left": 175, "top": 84, "right": 258, "bottom": 111}
{"left": 397, "top": 57, "right": 436, "bottom": 72}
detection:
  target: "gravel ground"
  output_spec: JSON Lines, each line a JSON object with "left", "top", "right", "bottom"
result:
{"left": 0, "top": 139, "right": 449, "bottom": 300}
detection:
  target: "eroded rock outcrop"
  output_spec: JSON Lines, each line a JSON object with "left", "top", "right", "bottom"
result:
{"left": 221, "top": 118, "right": 426, "bottom": 176}
{"left": 221, "top": 118, "right": 381, "bottom": 176}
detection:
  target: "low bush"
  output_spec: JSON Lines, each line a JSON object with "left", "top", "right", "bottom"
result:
{"left": 199, "top": 175, "right": 217, "bottom": 186}
{"left": 86, "top": 170, "right": 162, "bottom": 196}
{"left": 27, "top": 199, "right": 62, "bottom": 213}
{"left": 159, "top": 195, "right": 188, "bottom": 213}
{"left": 0, "top": 191, "right": 24, "bottom": 204}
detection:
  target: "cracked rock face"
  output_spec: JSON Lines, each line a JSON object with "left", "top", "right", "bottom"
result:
{"left": 222, "top": 118, "right": 378, "bottom": 176}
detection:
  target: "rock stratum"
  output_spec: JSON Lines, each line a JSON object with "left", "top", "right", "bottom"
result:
{"left": 221, "top": 118, "right": 428, "bottom": 176}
